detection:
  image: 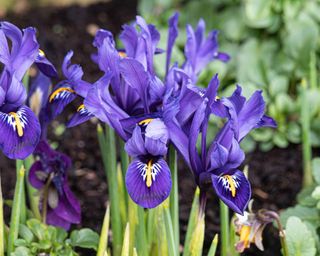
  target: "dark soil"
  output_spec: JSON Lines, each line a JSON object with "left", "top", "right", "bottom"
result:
{"left": 0, "top": 1, "right": 303, "bottom": 255}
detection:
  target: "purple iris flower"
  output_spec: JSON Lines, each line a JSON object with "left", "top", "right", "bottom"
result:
{"left": 173, "top": 75, "right": 276, "bottom": 214}
{"left": 183, "top": 19, "right": 230, "bottom": 83}
{"left": 46, "top": 50, "right": 93, "bottom": 126}
{"left": 84, "top": 16, "right": 183, "bottom": 208}
{"left": 29, "top": 140, "right": 81, "bottom": 230}
{"left": 124, "top": 120, "right": 171, "bottom": 208}
{"left": 0, "top": 22, "right": 55, "bottom": 159}
{"left": 84, "top": 14, "right": 231, "bottom": 208}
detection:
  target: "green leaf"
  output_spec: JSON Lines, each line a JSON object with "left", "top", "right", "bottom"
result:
{"left": 121, "top": 223, "right": 130, "bottom": 256}
{"left": 283, "top": 13, "right": 319, "bottom": 70}
{"left": 14, "top": 239, "right": 28, "bottom": 247}
{"left": 12, "top": 246, "right": 30, "bottom": 256}
{"left": 311, "top": 186, "right": 320, "bottom": 200}
{"left": 285, "top": 216, "right": 316, "bottom": 256}
{"left": 251, "top": 129, "right": 273, "bottom": 142}
{"left": 207, "top": 234, "right": 218, "bottom": 256}
{"left": 237, "top": 39, "right": 266, "bottom": 86}
{"left": 312, "top": 158, "right": 320, "bottom": 184}
{"left": 19, "top": 224, "right": 34, "bottom": 243}
{"left": 287, "top": 122, "right": 301, "bottom": 144}
{"left": 70, "top": 228, "right": 99, "bottom": 250}
{"left": 306, "top": 89, "right": 320, "bottom": 117}
{"left": 273, "top": 132, "right": 289, "bottom": 148}
{"left": 188, "top": 215, "right": 205, "bottom": 256}
{"left": 220, "top": 7, "right": 249, "bottom": 42}
{"left": 280, "top": 205, "right": 320, "bottom": 227}
{"left": 297, "top": 186, "right": 317, "bottom": 207}
{"left": 55, "top": 227, "right": 68, "bottom": 243}
{"left": 26, "top": 219, "right": 46, "bottom": 240}
{"left": 244, "top": 0, "right": 275, "bottom": 28}
{"left": 183, "top": 188, "right": 200, "bottom": 256}
{"left": 269, "top": 75, "right": 289, "bottom": 96}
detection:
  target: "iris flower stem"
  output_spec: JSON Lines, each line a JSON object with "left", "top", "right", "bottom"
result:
{"left": 309, "top": 52, "right": 317, "bottom": 90}
{"left": 24, "top": 156, "right": 41, "bottom": 220}
{"left": 97, "top": 125, "right": 123, "bottom": 255}
{"left": 169, "top": 144, "right": 179, "bottom": 255}
{"left": 136, "top": 207, "right": 148, "bottom": 256}
{"left": 7, "top": 166, "right": 25, "bottom": 255}
{"left": 301, "top": 79, "right": 313, "bottom": 187}
{"left": 16, "top": 160, "right": 26, "bottom": 224}
{"left": 41, "top": 173, "right": 54, "bottom": 225}
{"left": 121, "top": 147, "right": 136, "bottom": 256}
{"left": 119, "top": 139, "right": 129, "bottom": 207}
{"left": 219, "top": 200, "right": 230, "bottom": 256}
{"left": 164, "top": 207, "right": 178, "bottom": 256}
{"left": 0, "top": 176, "right": 4, "bottom": 256}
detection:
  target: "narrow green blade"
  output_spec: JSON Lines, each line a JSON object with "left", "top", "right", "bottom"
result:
{"left": 7, "top": 166, "right": 25, "bottom": 254}
{"left": 97, "top": 204, "right": 110, "bottom": 256}
{"left": 207, "top": 234, "right": 218, "bottom": 256}
{"left": 183, "top": 188, "right": 200, "bottom": 256}
{"left": 121, "top": 223, "right": 130, "bottom": 256}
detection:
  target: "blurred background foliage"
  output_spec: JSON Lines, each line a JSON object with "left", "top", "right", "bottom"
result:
{"left": 138, "top": 0, "right": 320, "bottom": 152}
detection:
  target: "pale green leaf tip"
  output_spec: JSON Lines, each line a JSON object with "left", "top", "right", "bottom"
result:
{"left": 19, "top": 166, "right": 25, "bottom": 177}
{"left": 97, "top": 123, "right": 103, "bottom": 132}
{"left": 213, "top": 234, "right": 218, "bottom": 244}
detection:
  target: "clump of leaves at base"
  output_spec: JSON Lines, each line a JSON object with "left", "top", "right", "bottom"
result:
{"left": 279, "top": 158, "right": 320, "bottom": 255}
{"left": 12, "top": 219, "right": 99, "bottom": 256}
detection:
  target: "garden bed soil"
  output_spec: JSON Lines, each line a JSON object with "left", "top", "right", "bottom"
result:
{"left": 0, "top": 2, "right": 302, "bottom": 255}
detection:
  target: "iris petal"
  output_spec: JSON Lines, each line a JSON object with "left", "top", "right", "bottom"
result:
{"left": 126, "top": 158, "right": 171, "bottom": 208}
{"left": 67, "top": 104, "right": 94, "bottom": 128}
{"left": 47, "top": 83, "right": 76, "bottom": 119}
{"left": 211, "top": 170, "right": 251, "bottom": 215}
{"left": 35, "top": 51, "right": 58, "bottom": 77}
{"left": 29, "top": 161, "right": 46, "bottom": 189}
{"left": 0, "top": 105, "right": 40, "bottom": 159}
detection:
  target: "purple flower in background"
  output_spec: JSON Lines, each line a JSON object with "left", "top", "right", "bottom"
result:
{"left": 29, "top": 140, "right": 81, "bottom": 230}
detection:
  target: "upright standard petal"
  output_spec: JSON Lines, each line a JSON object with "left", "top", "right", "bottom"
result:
{"left": 211, "top": 170, "right": 251, "bottom": 214}
{"left": 119, "top": 58, "right": 149, "bottom": 111}
{"left": 126, "top": 158, "right": 171, "bottom": 208}
{"left": 0, "top": 105, "right": 40, "bottom": 159}
{"left": 166, "top": 12, "right": 179, "bottom": 74}
{"left": 188, "top": 99, "right": 207, "bottom": 175}
{"left": 125, "top": 126, "right": 147, "bottom": 157}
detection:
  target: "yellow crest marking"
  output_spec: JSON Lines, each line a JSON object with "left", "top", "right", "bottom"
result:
{"left": 225, "top": 175, "right": 236, "bottom": 197}
{"left": 9, "top": 112, "right": 24, "bottom": 137}
{"left": 138, "top": 118, "right": 153, "bottom": 126}
{"left": 39, "top": 49, "right": 45, "bottom": 57}
{"left": 146, "top": 160, "right": 153, "bottom": 187}
{"left": 118, "top": 51, "right": 127, "bottom": 58}
{"left": 77, "top": 104, "right": 85, "bottom": 112}
{"left": 49, "top": 87, "right": 75, "bottom": 103}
